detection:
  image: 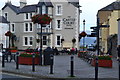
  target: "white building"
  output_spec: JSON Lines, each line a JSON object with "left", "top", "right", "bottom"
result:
{"left": 1, "top": 0, "right": 80, "bottom": 50}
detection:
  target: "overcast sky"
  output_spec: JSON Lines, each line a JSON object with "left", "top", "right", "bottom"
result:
{"left": 0, "top": 0, "right": 116, "bottom": 33}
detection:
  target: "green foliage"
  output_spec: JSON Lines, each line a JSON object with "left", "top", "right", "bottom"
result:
{"left": 93, "top": 55, "right": 112, "bottom": 60}
{"left": 19, "top": 53, "right": 39, "bottom": 57}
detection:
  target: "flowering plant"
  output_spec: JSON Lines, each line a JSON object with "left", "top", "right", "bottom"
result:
{"left": 93, "top": 55, "right": 112, "bottom": 60}
{"left": 79, "top": 31, "right": 87, "bottom": 37}
{"left": 31, "top": 14, "right": 52, "bottom": 24}
{"left": 19, "top": 52, "right": 39, "bottom": 57}
{"left": 5, "top": 31, "right": 12, "bottom": 36}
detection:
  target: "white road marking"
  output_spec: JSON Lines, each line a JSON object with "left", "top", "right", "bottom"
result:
{"left": 2, "top": 72, "right": 33, "bottom": 78}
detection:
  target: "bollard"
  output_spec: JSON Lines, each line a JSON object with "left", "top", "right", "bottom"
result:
{"left": 32, "top": 53, "right": 35, "bottom": 72}
{"left": 50, "top": 54, "right": 53, "bottom": 74}
{"left": 16, "top": 52, "right": 19, "bottom": 69}
{"left": 95, "top": 57, "right": 98, "bottom": 80}
{"left": 39, "top": 49, "right": 42, "bottom": 65}
{"left": 118, "top": 59, "right": 120, "bottom": 80}
{"left": 2, "top": 52, "right": 5, "bottom": 67}
{"left": 70, "top": 56, "right": 74, "bottom": 77}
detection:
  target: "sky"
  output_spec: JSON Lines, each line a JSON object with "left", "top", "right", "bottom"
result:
{"left": 0, "top": 0, "right": 116, "bottom": 33}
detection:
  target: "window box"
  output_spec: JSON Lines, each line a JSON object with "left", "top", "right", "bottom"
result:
{"left": 18, "top": 53, "right": 40, "bottom": 65}
{"left": 18, "top": 57, "right": 39, "bottom": 65}
{"left": 91, "top": 55, "right": 112, "bottom": 68}
{"left": 91, "top": 59, "right": 112, "bottom": 68}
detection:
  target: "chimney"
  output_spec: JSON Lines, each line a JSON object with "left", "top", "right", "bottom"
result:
{"left": 20, "top": 0, "right": 27, "bottom": 8}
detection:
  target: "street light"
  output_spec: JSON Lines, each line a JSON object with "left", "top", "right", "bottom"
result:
{"left": 83, "top": 19, "right": 85, "bottom": 51}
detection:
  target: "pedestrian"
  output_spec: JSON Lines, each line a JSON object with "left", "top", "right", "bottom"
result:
{"left": 75, "top": 48, "right": 78, "bottom": 54}
{"left": 71, "top": 47, "right": 75, "bottom": 55}
{"left": 54, "top": 47, "right": 59, "bottom": 55}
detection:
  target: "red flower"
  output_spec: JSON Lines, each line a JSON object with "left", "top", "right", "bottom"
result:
{"left": 31, "top": 14, "right": 52, "bottom": 24}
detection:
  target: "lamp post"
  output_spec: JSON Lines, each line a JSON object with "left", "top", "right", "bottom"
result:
{"left": 83, "top": 19, "right": 85, "bottom": 51}
{"left": 95, "top": 17, "right": 100, "bottom": 80}
{"left": 40, "top": 24, "right": 43, "bottom": 65}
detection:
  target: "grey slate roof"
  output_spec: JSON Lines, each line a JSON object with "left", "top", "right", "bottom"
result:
{"left": 67, "top": 0, "right": 80, "bottom": 7}
{"left": 2, "top": 3, "right": 20, "bottom": 14}
{"left": 2, "top": 0, "right": 79, "bottom": 14}
{"left": 20, "top": 5, "right": 37, "bottom": 13}
{"left": 99, "top": 1, "right": 120, "bottom": 11}
{"left": 37, "top": 2, "right": 53, "bottom": 7}
{"left": 0, "top": 16, "right": 9, "bottom": 23}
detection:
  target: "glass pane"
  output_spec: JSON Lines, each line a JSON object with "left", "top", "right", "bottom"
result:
{"left": 26, "top": 13, "right": 28, "bottom": 19}
{"left": 25, "top": 23, "right": 28, "bottom": 31}
{"left": 25, "top": 37, "right": 28, "bottom": 45}
{"left": 30, "top": 23, "right": 32, "bottom": 31}
{"left": 57, "top": 36, "right": 60, "bottom": 40}
{"left": 57, "top": 20, "right": 60, "bottom": 28}
{"left": 43, "top": 41, "right": 47, "bottom": 45}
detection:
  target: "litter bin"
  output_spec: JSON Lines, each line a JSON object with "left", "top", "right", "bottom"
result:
{"left": 43, "top": 47, "right": 53, "bottom": 65}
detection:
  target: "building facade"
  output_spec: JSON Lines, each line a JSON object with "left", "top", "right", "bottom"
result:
{"left": 97, "top": 0, "right": 120, "bottom": 55}
{"left": 1, "top": 0, "right": 80, "bottom": 50}
{"left": 0, "top": 16, "right": 9, "bottom": 48}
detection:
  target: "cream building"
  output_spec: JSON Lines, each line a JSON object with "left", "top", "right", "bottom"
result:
{"left": 97, "top": 0, "right": 120, "bottom": 54}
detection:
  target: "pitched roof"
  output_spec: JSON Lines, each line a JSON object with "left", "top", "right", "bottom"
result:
{"left": 99, "top": 1, "right": 120, "bottom": 11}
{"left": 37, "top": 1, "right": 53, "bottom": 7}
{"left": 20, "top": 5, "right": 37, "bottom": 13}
{"left": 2, "top": 3, "right": 20, "bottom": 14}
{"left": 2, "top": 0, "right": 79, "bottom": 14}
{"left": 67, "top": 0, "right": 80, "bottom": 7}
{"left": 0, "top": 16, "right": 9, "bottom": 23}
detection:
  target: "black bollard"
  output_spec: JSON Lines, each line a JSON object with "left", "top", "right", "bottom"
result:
{"left": 2, "top": 52, "right": 5, "bottom": 67}
{"left": 16, "top": 52, "right": 19, "bottom": 69}
{"left": 95, "top": 57, "right": 98, "bottom": 80}
{"left": 39, "top": 49, "right": 42, "bottom": 65}
{"left": 32, "top": 53, "right": 35, "bottom": 72}
{"left": 118, "top": 59, "right": 120, "bottom": 80}
{"left": 117, "top": 46, "right": 120, "bottom": 80}
{"left": 70, "top": 56, "right": 74, "bottom": 77}
{"left": 50, "top": 54, "right": 53, "bottom": 74}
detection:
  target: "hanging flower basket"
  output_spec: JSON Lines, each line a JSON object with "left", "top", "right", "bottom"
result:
{"left": 36, "top": 39, "right": 40, "bottom": 43}
{"left": 79, "top": 31, "right": 87, "bottom": 37}
{"left": 72, "top": 38, "right": 76, "bottom": 43}
{"left": 31, "top": 14, "right": 52, "bottom": 24}
{"left": 5, "top": 31, "right": 12, "bottom": 36}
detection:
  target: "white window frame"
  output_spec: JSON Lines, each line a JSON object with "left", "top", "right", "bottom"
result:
{"left": 55, "top": 34, "right": 62, "bottom": 47}
{"left": 24, "top": 22, "right": 33, "bottom": 32}
{"left": 23, "top": 36, "right": 34, "bottom": 46}
{"left": 42, "top": 5, "right": 46, "bottom": 14}
{"left": 43, "top": 35, "right": 48, "bottom": 46}
{"left": 55, "top": 19, "right": 62, "bottom": 30}
{"left": 25, "top": 13, "right": 29, "bottom": 20}
{"left": 56, "top": 4, "right": 62, "bottom": 16}
{"left": 24, "top": 13, "right": 33, "bottom": 20}
{"left": 4, "top": 12, "right": 8, "bottom": 20}
{"left": 10, "top": 23, "right": 15, "bottom": 33}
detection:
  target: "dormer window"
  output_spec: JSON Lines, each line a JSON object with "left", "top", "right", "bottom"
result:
{"left": 42, "top": 5, "right": 46, "bottom": 14}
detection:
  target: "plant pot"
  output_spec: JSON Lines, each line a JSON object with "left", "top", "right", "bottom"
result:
{"left": 91, "top": 59, "right": 112, "bottom": 68}
{"left": 18, "top": 57, "right": 40, "bottom": 65}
